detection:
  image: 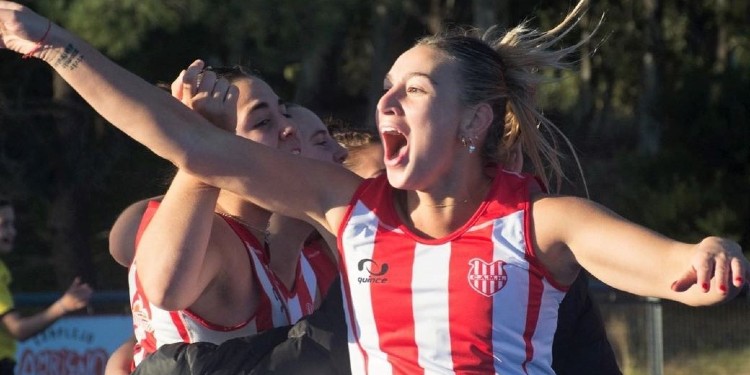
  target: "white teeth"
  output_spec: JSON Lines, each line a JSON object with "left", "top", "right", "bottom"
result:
{"left": 382, "top": 129, "right": 402, "bottom": 135}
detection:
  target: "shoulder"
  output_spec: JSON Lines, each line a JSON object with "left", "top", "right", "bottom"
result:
{"left": 109, "top": 196, "right": 163, "bottom": 267}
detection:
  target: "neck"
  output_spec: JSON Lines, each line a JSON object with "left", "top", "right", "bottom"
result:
{"left": 266, "top": 215, "right": 315, "bottom": 288}
{"left": 216, "top": 192, "right": 271, "bottom": 240}
{"left": 396, "top": 161, "right": 493, "bottom": 238}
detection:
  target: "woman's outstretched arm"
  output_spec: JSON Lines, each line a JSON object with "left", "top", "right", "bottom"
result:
{"left": 0, "top": 2, "right": 361, "bottom": 233}
{"left": 533, "top": 195, "right": 749, "bottom": 306}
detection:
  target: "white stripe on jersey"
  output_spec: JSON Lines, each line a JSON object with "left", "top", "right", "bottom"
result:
{"left": 490, "top": 212, "right": 533, "bottom": 374}
{"left": 299, "top": 255, "right": 318, "bottom": 315}
{"left": 341, "top": 202, "right": 392, "bottom": 375}
{"left": 286, "top": 294, "right": 302, "bottom": 323}
{"left": 412, "top": 242, "right": 454, "bottom": 374}
{"left": 489, "top": 210, "right": 560, "bottom": 375}
{"left": 245, "top": 240, "right": 289, "bottom": 326}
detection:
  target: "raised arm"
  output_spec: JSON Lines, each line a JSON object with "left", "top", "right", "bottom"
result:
{"left": 133, "top": 172, "right": 227, "bottom": 310}
{"left": 1, "top": 277, "right": 92, "bottom": 341}
{"left": 0, "top": 2, "right": 361, "bottom": 234}
{"left": 533, "top": 195, "right": 748, "bottom": 306}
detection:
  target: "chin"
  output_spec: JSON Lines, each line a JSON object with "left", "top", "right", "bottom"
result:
{"left": 385, "top": 168, "right": 426, "bottom": 191}
{"left": 384, "top": 168, "right": 409, "bottom": 189}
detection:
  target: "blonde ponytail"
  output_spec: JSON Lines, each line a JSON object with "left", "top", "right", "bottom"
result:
{"left": 417, "top": 0, "right": 600, "bottom": 192}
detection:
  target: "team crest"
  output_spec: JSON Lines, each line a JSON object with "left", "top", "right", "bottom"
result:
{"left": 467, "top": 258, "right": 508, "bottom": 296}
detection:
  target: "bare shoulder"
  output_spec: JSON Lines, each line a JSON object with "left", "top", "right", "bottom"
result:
{"left": 108, "top": 196, "right": 163, "bottom": 267}
{"left": 528, "top": 194, "right": 587, "bottom": 283}
{"left": 316, "top": 164, "right": 365, "bottom": 234}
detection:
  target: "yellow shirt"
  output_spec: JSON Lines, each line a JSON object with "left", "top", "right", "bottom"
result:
{"left": 0, "top": 259, "right": 16, "bottom": 360}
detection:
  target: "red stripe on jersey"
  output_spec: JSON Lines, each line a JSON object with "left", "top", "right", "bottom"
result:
{"left": 303, "top": 239, "right": 337, "bottom": 296}
{"left": 369, "top": 227, "right": 419, "bottom": 375}
{"left": 169, "top": 310, "right": 191, "bottom": 342}
{"left": 132, "top": 200, "right": 160, "bottom": 262}
{"left": 181, "top": 307, "right": 253, "bottom": 331}
{"left": 132, "top": 271, "right": 157, "bottom": 355}
{"left": 447, "top": 222, "right": 496, "bottom": 371}
{"left": 522, "top": 267, "right": 544, "bottom": 372}
{"left": 283, "top": 263, "right": 315, "bottom": 318}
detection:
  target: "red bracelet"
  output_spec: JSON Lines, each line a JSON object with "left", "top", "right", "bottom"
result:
{"left": 22, "top": 20, "right": 52, "bottom": 59}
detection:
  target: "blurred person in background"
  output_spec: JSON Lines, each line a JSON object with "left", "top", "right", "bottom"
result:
{"left": 0, "top": 198, "right": 93, "bottom": 375}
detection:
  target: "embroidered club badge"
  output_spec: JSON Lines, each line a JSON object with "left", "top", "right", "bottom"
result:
{"left": 468, "top": 258, "right": 508, "bottom": 296}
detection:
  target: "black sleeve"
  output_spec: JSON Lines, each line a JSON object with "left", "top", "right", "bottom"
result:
{"left": 552, "top": 272, "right": 622, "bottom": 375}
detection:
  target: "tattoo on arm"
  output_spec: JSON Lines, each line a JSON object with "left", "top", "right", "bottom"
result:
{"left": 53, "top": 44, "right": 83, "bottom": 70}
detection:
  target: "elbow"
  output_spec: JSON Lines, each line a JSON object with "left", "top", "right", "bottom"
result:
{"left": 138, "top": 277, "right": 191, "bottom": 311}
{"left": 7, "top": 326, "right": 31, "bottom": 342}
{"left": 143, "top": 290, "right": 185, "bottom": 312}
{"left": 16, "top": 333, "right": 33, "bottom": 342}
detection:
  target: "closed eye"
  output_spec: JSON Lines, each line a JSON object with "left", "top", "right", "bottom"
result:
{"left": 253, "top": 119, "right": 271, "bottom": 128}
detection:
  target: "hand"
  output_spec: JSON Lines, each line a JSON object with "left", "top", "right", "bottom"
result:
{"left": 58, "top": 277, "right": 94, "bottom": 313}
{"left": 0, "top": 2, "right": 53, "bottom": 55}
{"left": 671, "top": 237, "right": 749, "bottom": 294}
{"left": 171, "top": 60, "right": 239, "bottom": 132}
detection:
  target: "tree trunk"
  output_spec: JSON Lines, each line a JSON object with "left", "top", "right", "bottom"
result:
{"left": 47, "top": 73, "right": 96, "bottom": 289}
{"left": 472, "top": 0, "right": 498, "bottom": 31}
{"left": 366, "top": 0, "right": 407, "bottom": 129}
{"left": 293, "top": 28, "right": 347, "bottom": 112}
{"left": 637, "top": 0, "right": 663, "bottom": 155}
{"left": 576, "top": 12, "right": 594, "bottom": 131}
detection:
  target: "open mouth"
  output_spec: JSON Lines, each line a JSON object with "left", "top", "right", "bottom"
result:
{"left": 381, "top": 128, "right": 408, "bottom": 162}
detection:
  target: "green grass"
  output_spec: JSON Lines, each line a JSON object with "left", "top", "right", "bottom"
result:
{"left": 597, "top": 295, "right": 750, "bottom": 375}
{"left": 662, "top": 346, "right": 750, "bottom": 375}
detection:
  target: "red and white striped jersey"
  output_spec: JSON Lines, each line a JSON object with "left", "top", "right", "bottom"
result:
{"left": 279, "top": 239, "right": 338, "bottom": 322}
{"left": 337, "top": 171, "right": 568, "bottom": 375}
{"left": 128, "top": 201, "right": 290, "bottom": 367}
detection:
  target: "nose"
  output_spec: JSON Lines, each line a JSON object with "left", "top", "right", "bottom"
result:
{"left": 376, "top": 87, "right": 403, "bottom": 117}
{"left": 333, "top": 144, "right": 349, "bottom": 164}
{"left": 279, "top": 118, "right": 297, "bottom": 141}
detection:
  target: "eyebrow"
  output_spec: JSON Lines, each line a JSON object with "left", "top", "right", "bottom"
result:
{"left": 248, "top": 101, "right": 269, "bottom": 113}
{"left": 384, "top": 72, "right": 438, "bottom": 86}
{"left": 248, "top": 98, "right": 284, "bottom": 114}
{"left": 310, "top": 129, "right": 328, "bottom": 139}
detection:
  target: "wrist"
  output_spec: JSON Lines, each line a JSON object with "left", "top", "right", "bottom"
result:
{"left": 21, "top": 20, "right": 51, "bottom": 59}
{"left": 54, "top": 300, "right": 70, "bottom": 316}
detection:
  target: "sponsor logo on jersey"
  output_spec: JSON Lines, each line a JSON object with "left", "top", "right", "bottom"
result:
{"left": 356, "top": 258, "right": 389, "bottom": 284}
{"left": 467, "top": 258, "right": 508, "bottom": 296}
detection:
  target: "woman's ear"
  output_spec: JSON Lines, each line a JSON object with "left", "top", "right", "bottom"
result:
{"left": 460, "top": 102, "right": 493, "bottom": 137}
{"left": 506, "top": 141, "right": 523, "bottom": 173}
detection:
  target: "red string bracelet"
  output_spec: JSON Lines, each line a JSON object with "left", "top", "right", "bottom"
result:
{"left": 22, "top": 20, "right": 52, "bottom": 59}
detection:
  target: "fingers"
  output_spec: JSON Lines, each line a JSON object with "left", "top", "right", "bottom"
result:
{"left": 692, "top": 251, "right": 714, "bottom": 293}
{"left": 671, "top": 268, "right": 696, "bottom": 292}
{"left": 674, "top": 238, "right": 748, "bottom": 298}
{"left": 170, "top": 70, "right": 186, "bottom": 100}
{"left": 730, "top": 257, "right": 748, "bottom": 288}
{"left": 712, "top": 252, "right": 729, "bottom": 294}
{"left": 0, "top": 4, "right": 49, "bottom": 52}
{"left": 181, "top": 59, "right": 205, "bottom": 101}
{"left": 196, "top": 69, "right": 218, "bottom": 96}
{"left": 168, "top": 60, "right": 236, "bottom": 130}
